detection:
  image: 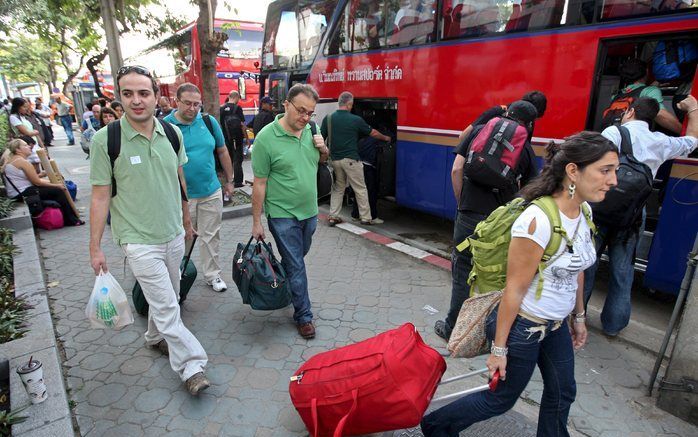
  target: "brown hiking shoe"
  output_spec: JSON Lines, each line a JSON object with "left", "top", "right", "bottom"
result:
{"left": 152, "top": 339, "right": 169, "bottom": 356}
{"left": 297, "top": 321, "right": 316, "bottom": 339}
{"left": 185, "top": 372, "right": 210, "bottom": 396}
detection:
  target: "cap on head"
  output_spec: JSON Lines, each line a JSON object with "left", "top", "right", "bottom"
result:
{"left": 506, "top": 100, "right": 538, "bottom": 125}
{"left": 260, "top": 96, "right": 273, "bottom": 105}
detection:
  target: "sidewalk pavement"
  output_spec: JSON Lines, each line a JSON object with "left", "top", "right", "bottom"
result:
{"left": 35, "top": 127, "right": 697, "bottom": 436}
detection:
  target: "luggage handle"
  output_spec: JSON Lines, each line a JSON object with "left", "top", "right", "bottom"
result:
{"left": 237, "top": 236, "right": 255, "bottom": 265}
{"left": 181, "top": 234, "right": 198, "bottom": 273}
{"left": 311, "top": 388, "right": 359, "bottom": 437}
{"left": 432, "top": 369, "right": 500, "bottom": 404}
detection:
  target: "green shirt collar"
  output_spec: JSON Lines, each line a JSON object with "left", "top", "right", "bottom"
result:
{"left": 120, "top": 115, "right": 166, "bottom": 141}
{"left": 271, "top": 113, "right": 312, "bottom": 138}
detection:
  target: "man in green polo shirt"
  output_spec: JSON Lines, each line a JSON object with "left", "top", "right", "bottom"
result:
{"left": 251, "top": 84, "right": 329, "bottom": 339}
{"left": 89, "top": 66, "right": 209, "bottom": 396}
{"left": 321, "top": 91, "right": 391, "bottom": 226}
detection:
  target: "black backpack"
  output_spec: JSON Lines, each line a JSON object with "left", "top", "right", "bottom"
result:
{"left": 221, "top": 103, "right": 243, "bottom": 138}
{"left": 600, "top": 86, "right": 646, "bottom": 130}
{"left": 106, "top": 115, "right": 215, "bottom": 199}
{"left": 591, "top": 125, "right": 653, "bottom": 229}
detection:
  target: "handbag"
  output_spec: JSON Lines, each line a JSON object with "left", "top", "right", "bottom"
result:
{"left": 447, "top": 290, "right": 503, "bottom": 358}
{"left": 233, "top": 237, "right": 291, "bottom": 311}
{"left": 5, "top": 174, "right": 44, "bottom": 217}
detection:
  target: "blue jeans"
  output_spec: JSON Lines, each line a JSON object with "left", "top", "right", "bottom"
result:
{"left": 421, "top": 307, "right": 576, "bottom": 437}
{"left": 583, "top": 225, "right": 638, "bottom": 335}
{"left": 267, "top": 216, "right": 317, "bottom": 324}
{"left": 444, "top": 211, "right": 487, "bottom": 334}
{"left": 59, "top": 115, "right": 74, "bottom": 143}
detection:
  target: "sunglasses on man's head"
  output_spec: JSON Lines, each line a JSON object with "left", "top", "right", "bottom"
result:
{"left": 116, "top": 65, "right": 152, "bottom": 80}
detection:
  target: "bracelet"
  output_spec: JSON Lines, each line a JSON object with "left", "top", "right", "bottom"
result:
{"left": 491, "top": 345, "right": 508, "bottom": 357}
{"left": 573, "top": 316, "right": 586, "bottom": 324}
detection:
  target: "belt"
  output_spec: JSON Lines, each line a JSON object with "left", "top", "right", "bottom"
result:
{"left": 517, "top": 310, "right": 564, "bottom": 342}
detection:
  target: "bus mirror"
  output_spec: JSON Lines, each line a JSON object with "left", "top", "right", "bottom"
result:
{"left": 238, "top": 76, "right": 246, "bottom": 100}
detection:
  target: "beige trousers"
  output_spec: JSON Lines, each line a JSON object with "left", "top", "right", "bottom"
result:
{"left": 329, "top": 158, "right": 371, "bottom": 222}
{"left": 188, "top": 188, "right": 223, "bottom": 282}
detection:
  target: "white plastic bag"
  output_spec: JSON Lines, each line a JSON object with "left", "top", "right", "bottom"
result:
{"left": 85, "top": 271, "right": 134, "bottom": 329}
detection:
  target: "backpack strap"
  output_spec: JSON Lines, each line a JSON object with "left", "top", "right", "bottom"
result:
{"left": 616, "top": 125, "right": 634, "bottom": 158}
{"left": 530, "top": 196, "right": 567, "bottom": 299}
{"left": 107, "top": 120, "right": 121, "bottom": 197}
{"left": 581, "top": 202, "right": 596, "bottom": 236}
{"left": 309, "top": 120, "right": 317, "bottom": 135}
{"left": 158, "top": 119, "right": 188, "bottom": 202}
{"left": 201, "top": 113, "right": 215, "bottom": 138}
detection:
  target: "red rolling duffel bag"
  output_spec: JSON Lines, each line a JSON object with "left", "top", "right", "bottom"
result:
{"left": 289, "top": 323, "right": 446, "bottom": 437}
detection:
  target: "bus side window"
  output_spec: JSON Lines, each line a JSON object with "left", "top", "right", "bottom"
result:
{"left": 387, "top": 0, "right": 437, "bottom": 47}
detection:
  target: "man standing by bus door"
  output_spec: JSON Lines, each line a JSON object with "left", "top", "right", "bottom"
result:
{"left": 220, "top": 90, "right": 248, "bottom": 187}
{"left": 434, "top": 100, "right": 540, "bottom": 341}
{"left": 322, "top": 91, "right": 391, "bottom": 226}
{"left": 584, "top": 96, "right": 698, "bottom": 337}
{"left": 164, "top": 82, "right": 235, "bottom": 293}
{"left": 251, "top": 84, "right": 329, "bottom": 339}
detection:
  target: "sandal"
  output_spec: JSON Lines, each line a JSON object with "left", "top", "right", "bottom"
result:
{"left": 434, "top": 320, "right": 451, "bottom": 342}
{"left": 328, "top": 217, "right": 343, "bottom": 227}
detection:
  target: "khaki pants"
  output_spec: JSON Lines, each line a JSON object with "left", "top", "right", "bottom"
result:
{"left": 329, "top": 158, "right": 371, "bottom": 222}
{"left": 123, "top": 233, "right": 208, "bottom": 381}
{"left": 188, "top": 188, "right": 223, "bottom": 282}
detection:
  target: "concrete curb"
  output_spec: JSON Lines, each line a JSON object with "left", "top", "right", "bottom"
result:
{"left": 0, "top": 204, "right": 75, "bottom": 436}
{"left": 221, "top": 203, "right": 252, "bottom": 220}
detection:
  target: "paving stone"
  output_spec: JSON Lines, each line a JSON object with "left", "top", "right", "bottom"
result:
{"left": 262, "top": 344, "right": 292, "bottom": 361}
{"left": 318, "top": 308, "right": 343, "bottom": 320}
{"left": 87, "top": 383, "right": 127, "bottom": 407}
{"left": 134, "top": 388, "right": 172, "bottom": 413}
{"left": 179, "top": 392, "right": 218, "bottom": 420}
{"left": 108, "top": 329, "right": 142, "bottom": 347}
{"left": 207, "top": 363, "right": 238, "bottom": 385}
{"left": 120, "top": 356, "right": 155, "bottom": 375}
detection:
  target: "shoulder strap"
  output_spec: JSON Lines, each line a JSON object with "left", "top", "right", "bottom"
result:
{"left": 107, "top": 120, "right": 121, "bottom": 197}
{"left": 616, "top": 125, "right": 633, "bottom": 158}
{"left": 201, "top": 113, "right": 215, "bottom": 137}
{"left": 158, "top": 119, "right": 180, "bottom": 153}
{"left": 309, "top": 120, "right": 317, "bottom": 135}
{"left": 581, "top": 203, "right": 596, "bottom": 235}
{"left": 530, "top": 196, "right": 566, "bottom": 299}
{"left": 328, "top": 113, "right": 333, "bottom": 148}
{"left": 3, "top": 172, "right": 22, "bottom": 196}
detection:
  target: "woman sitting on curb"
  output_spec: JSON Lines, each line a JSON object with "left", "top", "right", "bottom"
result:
{"left": 1, "top": 139, "right": 84, "bottom": 226}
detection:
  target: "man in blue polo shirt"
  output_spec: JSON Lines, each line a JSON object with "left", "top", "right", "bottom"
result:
{"left": 165, "top": 83, "right": 234, "bottom": 293}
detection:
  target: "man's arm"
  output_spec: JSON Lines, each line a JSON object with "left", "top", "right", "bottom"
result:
{"left": 678, "top": 96, "right": 698, "bottom": 138}
{"left": 251, "top": 177, "right": 267, "bottom": 240}
{"left": 216, "top": 146, "right": 235, "bottom": 196}
{"left": 457, "top": 125, "right": 474, "bottom": 144}
{"left": 451, "top": 154, "right": 466, "bottom": 201}
{"left": 89, "top": 185, "right": 111, "bottom": 275}
{"left": 655, "top": 108, "right": 683, "bottom": 135}
{"left": 178, "top": 166, "right": 195, "bottom": 240}
{"left": 369, "top": 128, "right": 391, "bottom": 142}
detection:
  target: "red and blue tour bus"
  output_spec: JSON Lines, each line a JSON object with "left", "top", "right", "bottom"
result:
{"left": 259, "top": 0, "right": 698, "bottom": 296}
{"left": 136, "top": 19, "right": 264, "bottom": 122}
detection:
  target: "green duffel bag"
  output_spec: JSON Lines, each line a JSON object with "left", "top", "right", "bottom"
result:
{"left": 233, "top": 237, "right": 291, "bottom": 311}
{"left": 132, "top": 235, "right": 198, "bottom": 316}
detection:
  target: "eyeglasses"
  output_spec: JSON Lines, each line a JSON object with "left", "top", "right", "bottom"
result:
{"left": 287, "top": 99, "right": 315, "bottom": 118}
{"left": 116, "top": 65, "right": 152, "bottom": 80}
{"left": 178, "top": 100, "right": 202, "bottom": 109}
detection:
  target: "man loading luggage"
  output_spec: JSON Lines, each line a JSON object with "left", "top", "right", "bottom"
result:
{"left": 434, "top": 99, "right": 541, "bottom": 341}
{"left": 251, "top": 84, "right": 329, "bottom": 339}
{"left": 89, "top": 65, "right": 209, "bottom": 395}
{"left": 584, "top": 95, "right": 698, "bottom": 336}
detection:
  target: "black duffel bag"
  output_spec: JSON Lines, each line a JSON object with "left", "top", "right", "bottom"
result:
{"left": 233, "top": 237, "right": 291, "bottom": 311}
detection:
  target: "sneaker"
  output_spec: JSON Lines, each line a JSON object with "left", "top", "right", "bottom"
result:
{"left": 297, "top": 321, "right": 316, "bottom": 339}
{"left": 434, "top": 320, "right": 451, "bottom": 342}
{"left": 371, "top": 218, "right": 384, "bottom": 224}
{"left": 151, "top": 339, "right": 169, "bottom": 356}
{"left": 185, "top": 372, "right": 210, "bottom": 396}
{"left": 208, "top": 277, "right": 227, "bottom": 292}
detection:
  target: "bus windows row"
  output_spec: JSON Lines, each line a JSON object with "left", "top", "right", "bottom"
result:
{"left": 325, "top": 0, "right": 698, "bottom": 57}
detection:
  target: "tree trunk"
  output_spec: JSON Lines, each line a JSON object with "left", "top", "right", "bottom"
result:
{"left": 196, "top": 0, "right": 227, "bottom": 120}
{"left": 87, "top": 50, "right": 109, "bottom": 99}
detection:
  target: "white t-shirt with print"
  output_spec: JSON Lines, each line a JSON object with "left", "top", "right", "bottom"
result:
{"left": 511, "top": 203, "right": 596, "bottom": 320}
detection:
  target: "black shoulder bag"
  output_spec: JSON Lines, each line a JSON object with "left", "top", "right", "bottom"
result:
{"left": 5, "top": 173, "right": 44, "bottom": 216}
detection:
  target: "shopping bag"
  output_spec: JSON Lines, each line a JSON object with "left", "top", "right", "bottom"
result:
{"left": 85, "top": 271, "right": 134, "bottom": 329}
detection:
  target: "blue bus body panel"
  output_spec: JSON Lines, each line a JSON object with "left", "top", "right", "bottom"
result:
{"left": 396, "top": 140, "right": 451, "bottom": 217}
{"left": 644, "top": 169, "right": 698, "bottom": 295}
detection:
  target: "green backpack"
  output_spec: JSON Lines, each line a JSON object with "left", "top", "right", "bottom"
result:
{"left": 456, "top": 196, "right": 595, "bottom": 300}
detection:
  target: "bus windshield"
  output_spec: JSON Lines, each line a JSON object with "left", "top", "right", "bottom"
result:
{"left": 220, "top": 28, "right": 264, "bottom": 59}
{"left": 263, "top": 0, "right": 338, "bottom": 70}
